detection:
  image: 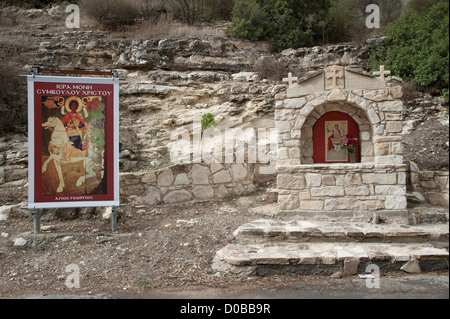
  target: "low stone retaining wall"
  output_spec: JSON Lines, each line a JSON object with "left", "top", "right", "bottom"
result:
{"left": 277, "top": 163, "right": 409, "bottom": 222}
{"left": 409, "top": 162, "right": 449, "bottom": 207}
{"left": 120, "top": 162, "right": 259, "bottom": 206}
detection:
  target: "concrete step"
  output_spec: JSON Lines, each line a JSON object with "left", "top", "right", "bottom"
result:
{"left": 213, "top": 242, "right": 449, "bottom": 277}
{"left": 233, "top": 220, "right": 449, "bottom": 246}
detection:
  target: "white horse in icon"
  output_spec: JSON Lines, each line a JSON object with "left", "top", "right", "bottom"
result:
{"left": 42, "top": 116, "right": 97, "bottom": 193}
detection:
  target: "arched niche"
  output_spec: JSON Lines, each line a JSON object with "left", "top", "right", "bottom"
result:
{"left": 300, "top": 102, "right": 373, "bottom": 164}
{"left": 313, "top": 111, "right": 360, "bottom": 164}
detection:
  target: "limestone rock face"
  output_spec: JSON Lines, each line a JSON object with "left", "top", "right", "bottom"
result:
{"left": 0, "top": 15, "right": 447, "bottom": 209}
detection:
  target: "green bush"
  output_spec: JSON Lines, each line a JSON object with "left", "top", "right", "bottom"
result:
{"left": 369, "top": 2, "right": 449, "bottom": 95}
{"left": 228, "top": 0, "right": 378, "bottom": 51}
{"left": 229, "top": 0, "right": 269, "bottom": 42}
{"left": 403, "top": 0, "right": 440, "bottom": 15}
{"left": 79, "top": 0, "right": 142, "bottom": 30}
{"left": 443, "top": 88, "right": 449, "bottom": 103}
{"left": 320, "top": 0, "right": 362, "bottom": 44}
{"left": 229, "top": 0, "right": 332, "bottom": 51}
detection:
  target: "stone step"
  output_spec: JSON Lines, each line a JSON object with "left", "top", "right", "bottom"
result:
{"left": 213, "top": 242, "right": 449, "bottom": 277}
{"left": 233, "top": 220, "right": 449, "bottom": 246}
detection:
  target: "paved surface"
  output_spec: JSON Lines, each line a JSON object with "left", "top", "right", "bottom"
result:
{"left": 28, "top": 274, "right": 449, "bottom": 299}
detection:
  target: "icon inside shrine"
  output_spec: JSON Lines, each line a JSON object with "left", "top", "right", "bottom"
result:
{"left": 313, "top": 112, "right": 360, "bottom": 164}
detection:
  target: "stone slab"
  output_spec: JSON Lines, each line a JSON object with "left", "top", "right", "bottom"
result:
{"left": 233, "top": 220, "right": 449, "bottom": 244}
{"left": 214, "top": 242, "right": 449, "bottom": 276}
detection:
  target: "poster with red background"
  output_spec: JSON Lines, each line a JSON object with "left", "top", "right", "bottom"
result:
{"left": 27, "top": 76, "right": 119, "bottom": 209}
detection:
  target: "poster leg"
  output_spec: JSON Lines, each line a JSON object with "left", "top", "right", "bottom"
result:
{"left": 33, "top": 208, "right": 41, "bottom": 234}
{"left": 111, "top": 206, "right": 118, "bottom": 232}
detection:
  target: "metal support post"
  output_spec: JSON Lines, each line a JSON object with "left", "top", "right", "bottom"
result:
{"left": 33, "top": 208, "right": 41, "bottom": 234}
{"left": 111, "top": 204, "right": 126, "bottom": 232}
{"left": 111, "top": 206, "right": 118, "bottom": 232}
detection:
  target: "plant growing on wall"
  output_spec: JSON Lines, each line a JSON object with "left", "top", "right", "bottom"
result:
{"left": 193, "top": 113, "right": 217, "bottom": 163}
{"left": 201, "top": 113, "right": 217, "bottom": 136}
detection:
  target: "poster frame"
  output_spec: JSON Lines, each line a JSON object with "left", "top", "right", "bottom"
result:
{"left": 27, "top": 75, "right": 120, "bottom": 209}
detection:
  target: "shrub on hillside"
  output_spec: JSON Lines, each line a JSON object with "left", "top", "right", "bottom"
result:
{"left": 403, "top": 0, "right": 441, "bottom": 15}
{"left": 229, "top": 0, "right": 332, "bottom": 51}
{"left": 79, "top": 0, "right": 142, "bottom": 30}
{"left": 228, "top": 0, "right": 377, "bottom": 51}
{"left": 369, "top": 2, "right": 449, "bottom": 95}
{"left": 320, "top": 0, "right": 362, "bottom": 44}
{"left": 169, "top": 0, "right": 203, "bottom": 25}
{"left": 253, "top": 56, "right": 287, "bottom": 81}
{"left": 142, "top": 0, "right": 169, "bottom": 22}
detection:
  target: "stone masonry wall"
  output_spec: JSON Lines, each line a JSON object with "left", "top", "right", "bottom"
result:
{"left": 275, "top": 87, "right": 405, "bottom": 166}
{"left": 409, "top": 161, "right": 449, "bottom": 208}
{"left": 277, "top": 164, "right": 409, "bottom": 222}
{"left": 120, "top": 162, "right": 257, "bottom": 206}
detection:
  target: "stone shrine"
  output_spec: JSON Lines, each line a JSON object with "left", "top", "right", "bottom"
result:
{"left": 275, "top": 65, "right": 408, "bottom": 222}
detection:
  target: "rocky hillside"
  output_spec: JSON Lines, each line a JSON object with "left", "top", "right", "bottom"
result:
{"left": 0, "top": 5, "right": 448, "bottom": 190}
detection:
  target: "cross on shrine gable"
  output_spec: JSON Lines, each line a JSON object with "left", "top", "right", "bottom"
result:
{"left": 373, "top": 65, "right": 391, "bottom": 82}
{"left": 283, "top": 72, "right": 298, "bottom": 87}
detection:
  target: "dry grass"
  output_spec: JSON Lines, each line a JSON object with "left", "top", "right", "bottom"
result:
{"left": 79, "top": 0, "right": 142, "bottom": 31}
{"left": 126, "top": 16, "right": 227, "bottom": 40}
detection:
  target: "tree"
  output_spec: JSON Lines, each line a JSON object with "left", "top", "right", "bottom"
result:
{"left": 369, "top": 2, "right": 449, "bottom": 95}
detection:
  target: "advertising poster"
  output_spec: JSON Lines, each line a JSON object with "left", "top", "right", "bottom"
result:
{"left": 27, "top": 76, "right": 119, "bottom": 209}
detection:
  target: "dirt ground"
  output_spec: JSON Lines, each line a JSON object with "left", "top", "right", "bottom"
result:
{"left": 403, "top": 115, "right": 449, "bottom": 171}
{"left": 2, "top": 182, "right": 448, "bottom": 300}
{"left": 0, "top": 185, "right": 301, "bottom": 299}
